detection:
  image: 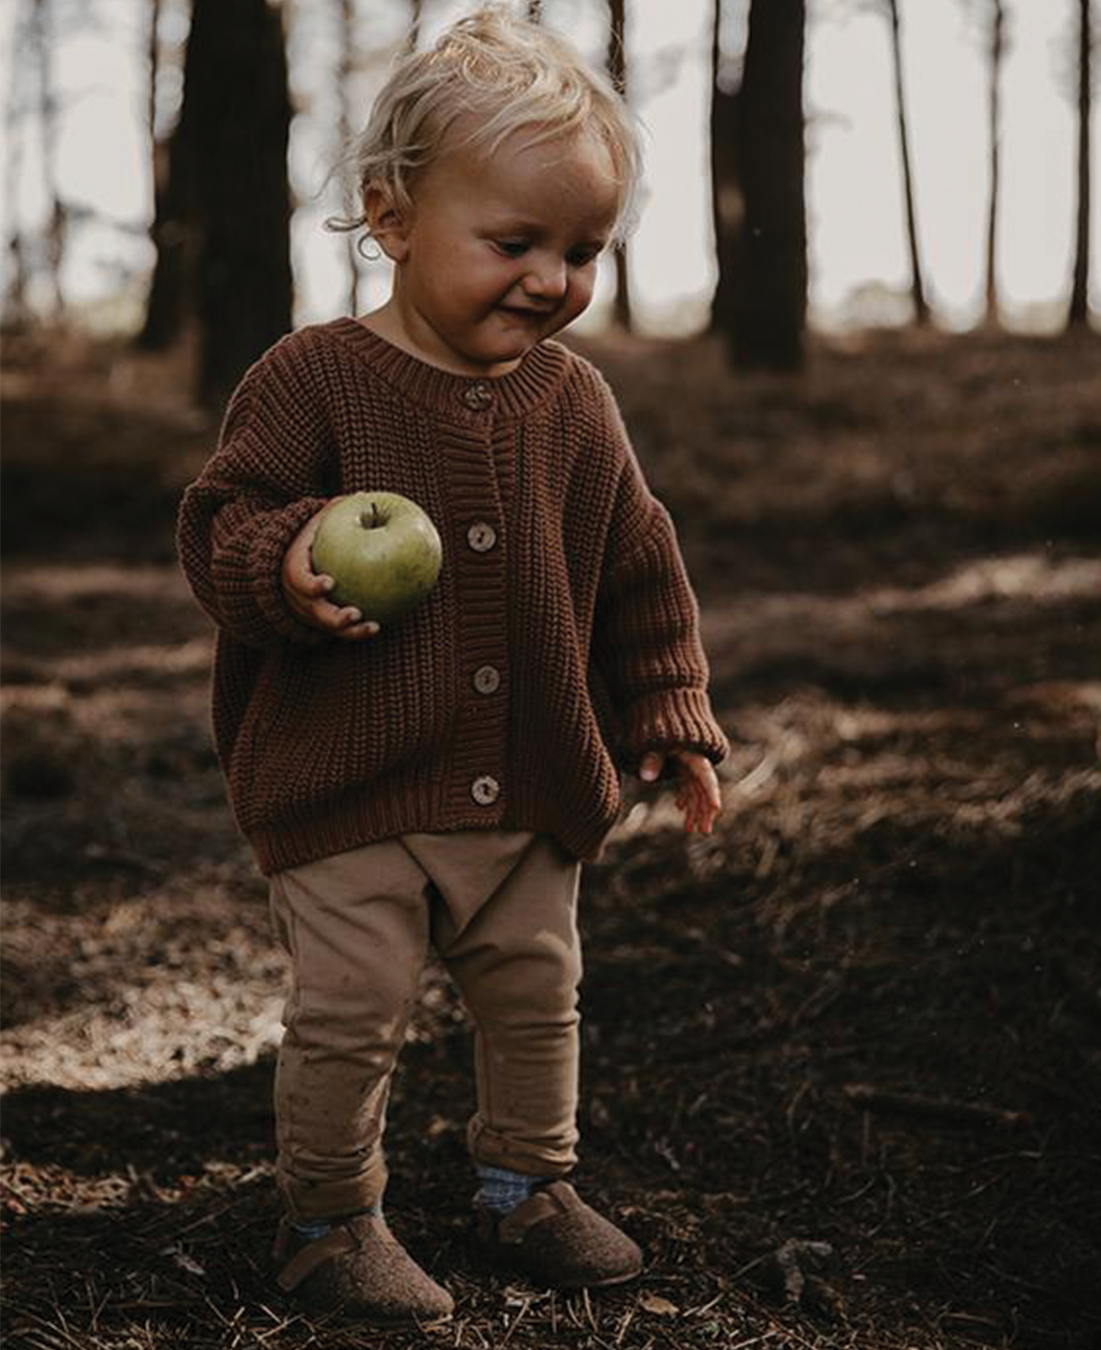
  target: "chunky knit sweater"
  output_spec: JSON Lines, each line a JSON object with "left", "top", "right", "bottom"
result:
{"left": 177, "top": 317, "right": 728, "bottom": 874}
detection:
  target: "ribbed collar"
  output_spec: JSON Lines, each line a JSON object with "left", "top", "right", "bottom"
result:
{"left": 322, "top": 315, "right": 572, "bottom": 423}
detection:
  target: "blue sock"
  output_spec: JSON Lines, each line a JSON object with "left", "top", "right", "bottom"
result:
{"left": 293, "top": 1198, "right": 382, "bottom": 1240}
{"left": 475, "top": 1165, "right": 550, "bottom": 1215}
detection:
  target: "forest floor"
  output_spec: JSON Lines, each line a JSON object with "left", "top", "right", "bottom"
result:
{"left": 2, "top": 321, "right": 1100, "bottom": 1350}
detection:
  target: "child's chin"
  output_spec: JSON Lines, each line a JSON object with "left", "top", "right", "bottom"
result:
{"left": 478, "top": 336, "right": 539, "bottom": 365}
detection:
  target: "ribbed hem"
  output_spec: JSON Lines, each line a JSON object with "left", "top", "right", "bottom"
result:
{"left": 250, "top": 795, "right": 613, "bottom": 877}
{"left": 320, "top": 317, "right": 572, "bottom": 424}
{"left": 619, "top": 688, "right": 730, "bottom": 765}
{"left": 248, "top": 495, "right": 333, "bottom": 645}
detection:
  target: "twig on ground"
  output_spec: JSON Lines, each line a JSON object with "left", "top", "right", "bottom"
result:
{"left": 843, "top": 1083, "right": 1032, "bottom": 1129}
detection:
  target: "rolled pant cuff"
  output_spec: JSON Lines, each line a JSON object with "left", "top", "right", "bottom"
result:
{"left": 277, "top": 1157, "right": 388, "bottom": 1224}
{"left": 468, "top": 1116, "right": 577, "bottom": 1179}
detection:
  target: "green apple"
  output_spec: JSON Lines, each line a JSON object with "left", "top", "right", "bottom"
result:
{"left": 310, "top": 491, "right": 443, "bottom": 624}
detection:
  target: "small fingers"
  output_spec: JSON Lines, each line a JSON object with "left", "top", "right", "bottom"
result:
{"left": 678, "top": 773, "right": 720, "bottom": 835}
{"left": 322, "top": 601, "right": 380, "bottom": 639}
{"left": 291, "top": 589, "right": 380, "bottom": 640}
{"left": 639, "top": 752, "right": 665, "bottom": 783}
{"left": 303, "top": 571, "right": 336, "bottom": 599}
{"left": 333, "top": 613, "right": 381, "bottom": 641}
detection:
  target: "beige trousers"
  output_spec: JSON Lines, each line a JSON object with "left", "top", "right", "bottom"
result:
{"left": 268, "top": 830, "right": 583, "bottom": 1222}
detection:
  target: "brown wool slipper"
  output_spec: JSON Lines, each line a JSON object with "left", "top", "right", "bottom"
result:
{"left": 273, "top": 1212, "right": 454, "bottom": 1325}
{"left": 476, "top": 1180, "right": 643, "bottom": 1289}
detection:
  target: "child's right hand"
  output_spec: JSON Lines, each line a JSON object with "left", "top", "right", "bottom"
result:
{"left": 281, "top": 502, "right": 381, "bottom": 641}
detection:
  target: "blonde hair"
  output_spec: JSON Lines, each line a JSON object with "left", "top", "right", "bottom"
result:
{"left": 327, "top": 4, "right": 642, "bottom": 247}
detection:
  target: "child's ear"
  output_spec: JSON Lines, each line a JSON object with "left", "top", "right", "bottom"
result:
{"left": 364, "top": 185, "right": 412, "bottom": 263}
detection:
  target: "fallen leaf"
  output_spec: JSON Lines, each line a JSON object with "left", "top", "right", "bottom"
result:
{"left": 161, "top": 1244, "right": 206, "bottom": 1278}
{"left": 640, "top": 1294, "right": 679, "bottom": 1316}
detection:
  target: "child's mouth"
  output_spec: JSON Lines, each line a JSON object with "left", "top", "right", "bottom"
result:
{"left": 498, "top": 305, "right": 554, "bottom": 323}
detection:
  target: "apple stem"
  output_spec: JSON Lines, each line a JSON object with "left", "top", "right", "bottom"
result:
{"left": 361, "top": 502, "right": 381, "bottom": 530}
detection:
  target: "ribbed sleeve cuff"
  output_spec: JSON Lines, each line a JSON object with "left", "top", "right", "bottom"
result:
{"left": 214, "top": 496, "right": 331, "bottom": 648}
{"left": 619, "top": 688, "right": 730, "bottom": 766}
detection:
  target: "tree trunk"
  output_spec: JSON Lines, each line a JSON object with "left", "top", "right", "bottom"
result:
{"left": 729, "top": 0, "right": 806, "bottom": 369}
{"left": 33, "top": 0, "right": 66, "bottom": 319}
{"left": 708, "top": 0, "right": 742, "bottom": 340}
{"left": 406, "top": 0, "right": 422, "bottom": 52}
{"left": 1067, "top": 0, "right": 1092, "bottom": 327}
{"left": 606, "top": 0, "right": 631, "bottom": 330}
{"left": 136, "top": 0, "right": 190, "bottom": 351}
{"left": 886, "top": 0, "right": 929, "bottom": 325}
{"left": 182, "top": 0, "right": 294, "bottom": 410}
{"left": 2, "top": 0, "right": 31, "bottom": 328}
{"left": 983, "top": 0, "right": 1005, "bottom": 326}
{"left": 338, "top": 0, "right": 361, "bottom": 315}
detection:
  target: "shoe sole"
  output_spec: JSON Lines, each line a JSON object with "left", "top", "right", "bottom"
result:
{"left": 477, "top": 1240, "right": 644, "bottom": 1291}
{"left": 548, "top": 1263, "right": 644, "bottom": 1291}
{"left": 315, "top": 1304, "right": 454, "bottom": 1327}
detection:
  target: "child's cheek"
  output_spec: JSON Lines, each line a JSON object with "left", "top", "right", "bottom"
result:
{"left": 569, "top": 277, "right": 597, "bottom": 319}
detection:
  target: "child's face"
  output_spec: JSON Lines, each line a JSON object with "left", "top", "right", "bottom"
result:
{"left": 377, "top": 126, "right": 621, "bottom": 377}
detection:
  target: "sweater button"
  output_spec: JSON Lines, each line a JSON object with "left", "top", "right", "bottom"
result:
{"left": 471, "top": 775, "right": 500, "bottom": 806}
{"left": 467, "top": 521, "right": 498, "bottom": 552}
{"left": 463, "top": 381, "right": 494, "bottom": 411}
{"left": 473, "top": 664, "right": 501, "bottom": 695}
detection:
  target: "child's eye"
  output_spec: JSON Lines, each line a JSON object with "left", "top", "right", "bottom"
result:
{"left": 566, "top": 246, "right": 602, "bottom": 268}
{"left": 495, "top": 240, "right": 529, "bottom": 258}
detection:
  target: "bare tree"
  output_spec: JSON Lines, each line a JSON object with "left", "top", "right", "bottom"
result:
{"left": 2, "top": 0, "right": 32, "bottom": 327}
{"left": 961, "top": 0, "right": 1009, "bottom": 325}
{"left": 337, "top": 0, "right": 361, "bottom": 315}
{"left": 725, "top": 0, "right": 807, "bottom": 370}
{"left": 136, "top": 0, "right": 189, "bottom": 350}
{"left": 708, "top": 0, "right": 741, "bottom": 341}
{"left": 146, "top": 0, "right": 161, "bottom": 171}
{"left": 606, "top": 0, "right": 631, "bottom": 330}
{"left": 30, "top": 0, "right": 66, "bottom": 318}
{"left": 180, "top": 0, "right": 293, "bottom": 408}
{"left": 407, "top": 0, "right": 423, "bottom": 52}
{"left": 884, "top": 0, "right": 929, "bottom": 324}
{"left": 1067, "top": 0, "right": 1093, "bottom": 327}
{"left": 982, "top": 0, "right": 1007, "bottom": 326}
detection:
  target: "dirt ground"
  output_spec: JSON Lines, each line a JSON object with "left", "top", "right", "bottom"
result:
{"left": 2, "top": 323, "right": 1100, "bottom": 1350}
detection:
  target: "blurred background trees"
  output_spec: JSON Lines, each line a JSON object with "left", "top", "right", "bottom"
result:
{"left": 879, "top": 0, "right": 928, "bottom": 327}
{"left": 1068, "top": 0, "right": 1093, "bottom": 327}
{"left": 605, "top": 0, "right": 632, "bottom": 330}
{"left": 0, "top": 0, "right": 1096, "bottom": 405}
{"left": 718, "top": 0, "right": 807, "bottom": 369}
{"left": 974, "top": 0, "right": 1009, "bottom": 328}
{"left": 138, "top": 0, "right": 292, "bottom": 409}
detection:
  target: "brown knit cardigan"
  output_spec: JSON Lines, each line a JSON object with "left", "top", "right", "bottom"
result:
{"left": 177, "top": 318, "right": 728, "bottom": 874}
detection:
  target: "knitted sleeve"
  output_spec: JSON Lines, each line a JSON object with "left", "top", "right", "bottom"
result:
{"left": 589, "top": 379, "right": 729, "bottom": 768}
{"left": 176, "top": 334, "right": 335, "bottom": 650}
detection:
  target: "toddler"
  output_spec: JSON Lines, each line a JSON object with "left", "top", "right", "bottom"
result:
{"left": 177, "top": 4, "right": 727, "bottom": 1325}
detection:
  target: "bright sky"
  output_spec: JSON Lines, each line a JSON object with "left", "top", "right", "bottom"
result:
{"left": 1, "top": 0, "right": 1097, "bottom": 334}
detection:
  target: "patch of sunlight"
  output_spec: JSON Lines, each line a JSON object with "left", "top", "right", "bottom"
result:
{"left": 0, "top": 682, "right": 71, "bottom": 714}
{"left": 0, "top": 562, "right": 190, "bottom": 603}
{"left": 611, "top": 797, "right": 684, "bottom": 841}
{"left": 1004, "top": 680, "right": 1101, "bottom": 716}
{"left": 1, "top": 639, "right": 211, "bottom": 691}
{"left": 49, "top": 637, "right": 211, "bottom": 683}
{"left": 701, "top": 554, "right": 1101, "bottom": 663}
{"left": 0, "top": 639, "right": 209, "bottom": 702}
{"left": 949, "top": 766, "right": 1101, "bottom": 832}
{"left": 869, "top": 553, "right": 1101, "bottom": 614}
{"left": 1, "top": 984, "right": 288, "bottom": 1093}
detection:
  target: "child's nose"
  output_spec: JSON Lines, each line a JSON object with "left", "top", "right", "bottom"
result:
{"left": 524, "top": 256, "right": 568, "bottom": 299}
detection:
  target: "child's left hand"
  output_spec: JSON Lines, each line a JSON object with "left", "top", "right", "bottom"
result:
{"left": 638, "top": 750, "right": 722, "bottom": 835}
